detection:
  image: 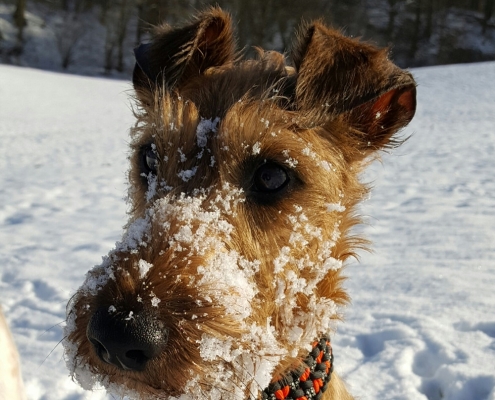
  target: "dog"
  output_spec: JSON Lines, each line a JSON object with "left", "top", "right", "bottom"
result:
{"left": 0, "top": 307, "right": 26, "bottom": 400}
{"left": 63, "top": 8, "right": 416, "bottom": 399}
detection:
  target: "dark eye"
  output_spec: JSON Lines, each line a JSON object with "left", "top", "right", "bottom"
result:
{"left": 253, "top": 162, "right": 289, "bottom": 193}
{"left": 142, "top": 146, "right": 158, "bottom": 174}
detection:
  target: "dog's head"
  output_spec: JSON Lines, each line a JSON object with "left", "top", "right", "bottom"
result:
{"left": 64, "top": 8, "right": 415, "bottom": 399}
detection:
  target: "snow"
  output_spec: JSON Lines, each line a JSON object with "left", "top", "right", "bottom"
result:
{"left": 326, "top": 203, "right": 346, "bottom": 213}
{"left": 1, "top": 61, "right": 495, "bottom": 399}
{"left": 196, "top": 117, "right": 220, "bottom": 148}
{"left": 138, "top": 259, "right": 153, "bottom": 279}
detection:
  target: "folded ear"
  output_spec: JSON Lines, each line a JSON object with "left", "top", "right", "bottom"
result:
{"left": 291, "top": 22, "right": 416, "bottom": 151}
{"left": 133, "top": 7, "right": 235, "bottom": 103}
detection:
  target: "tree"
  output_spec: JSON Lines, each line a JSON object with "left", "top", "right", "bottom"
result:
{"left": 13, "top": 0, "right": 27, "bottom": 41}
{"left": 115, "top": 0, "right": 134, "bottom": 72}
{"left": 424, "top": 0, "right": 435, "bottom": 39}
{"left": 103, "top": 0, "right": 136, "bottom": 73}
{"left": 482, "top": 0, "right": 494, "bottom": 33}
{"left": 409, "top": 0, "right": 422, "bottom": 60}
{"left": 54, "top": 12, "right": 86, "bottom": 69}
{"left": 386, "top": 0, "right": 399, "bottom": 42}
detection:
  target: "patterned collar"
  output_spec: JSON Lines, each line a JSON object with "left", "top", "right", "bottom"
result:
{"left": 261, "top": 338, "right": 334, "bottom": 400}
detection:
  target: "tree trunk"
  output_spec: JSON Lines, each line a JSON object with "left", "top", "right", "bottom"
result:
{"left": 386, "top": 0, "right": 398, "bottom": 42}
{"left": 409, "top": 0, "right": 422, "bottom": 61}
{"left": 424, "top": 0, "right": 434, "bottom": 39}
{"left": 482, "top": 0, "right": 494, "bottom": 34}
{"left": 116, "top": 0, "right": 133, "bottom": 72}
{"left": 13, "top": 0, "right": 27, "bottom": 41}
{"left": 100, "top": 0, "right": 111, "bottom": 24}
{"left": 104, "top": 41, "right": 113, "bottom": 74}
{"left": 136, "top": 2, "right": 145, "bottom": 44}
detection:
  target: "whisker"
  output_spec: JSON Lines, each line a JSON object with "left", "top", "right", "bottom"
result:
{"left": 231, "top": 357, "right": 264, "bottom": 399}
{"left": 41, "top": 335, "right": 66, "bottom": 366}
{"left": 38, "top": 319, "right": 66, "bottom": 338}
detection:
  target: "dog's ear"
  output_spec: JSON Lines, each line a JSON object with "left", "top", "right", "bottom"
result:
{"left": 291, "top": 22, "right": 416, "bottom": 151}
{"left": 133, "top": 7, "right": 235, "bottom": 101}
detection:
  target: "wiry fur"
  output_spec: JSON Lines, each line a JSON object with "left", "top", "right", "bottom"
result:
{"left": 64, "top": 7, "right": 416, "bottom": 400}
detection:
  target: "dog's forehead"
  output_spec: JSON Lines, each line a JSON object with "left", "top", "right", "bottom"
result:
{"left": 133, "top": 61, "right": 297, "bottom": 184}
{"left": 180, "top": 58, "right": 291, "bottom": 120}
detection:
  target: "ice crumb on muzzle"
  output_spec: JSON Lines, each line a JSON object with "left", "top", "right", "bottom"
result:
{"left": 138, "top": 259, "right": 153, "bottom": 279}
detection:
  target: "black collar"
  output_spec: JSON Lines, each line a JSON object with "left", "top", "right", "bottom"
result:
{"left": 261, "top": 338, "right": 334, "bottom": 400}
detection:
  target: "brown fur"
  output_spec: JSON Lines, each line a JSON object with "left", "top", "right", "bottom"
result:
{"left": 64, "top": 7, "right": 416, "bottom": 400}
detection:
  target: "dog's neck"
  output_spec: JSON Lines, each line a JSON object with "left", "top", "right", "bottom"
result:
{"left": 261, "top": 338, "right": 334, "bottom": 400}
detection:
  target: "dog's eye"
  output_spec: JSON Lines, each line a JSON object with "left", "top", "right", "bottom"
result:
{"left": 253, "top": 163, "right": 289, "bottom": 192}
{"left": 143, "top": 146, "right": 158, "bottom": 174}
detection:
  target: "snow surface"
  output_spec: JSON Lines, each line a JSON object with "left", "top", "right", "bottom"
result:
{"left": 1, "top": 62, "right": 494, "bottom": 399}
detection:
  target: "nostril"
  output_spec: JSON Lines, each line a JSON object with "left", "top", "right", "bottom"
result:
{"left": 88, "top": 337, "right": 111, "bottom": 364}
{"left": 86, "top": 306, "right": 168, "bottom": 371}
{"left": 125, "top": 349, "right": 150, "bottom": 368}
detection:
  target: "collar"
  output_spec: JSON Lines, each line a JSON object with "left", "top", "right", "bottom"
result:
{"left": 261, "top": 338, "right": 334, "bottom": 400}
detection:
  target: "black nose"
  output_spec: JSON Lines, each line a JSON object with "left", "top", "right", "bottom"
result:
{"left": 87, "top": 306, "right": 168, "bottom": 371}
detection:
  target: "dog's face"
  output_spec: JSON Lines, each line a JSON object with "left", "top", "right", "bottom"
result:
{"left": 64, "top": 8, "right": 415, "bottom": 399}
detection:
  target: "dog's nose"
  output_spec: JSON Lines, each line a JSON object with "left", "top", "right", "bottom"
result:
{"left": 86, "top": 307, "right": 168, "bottom": 371}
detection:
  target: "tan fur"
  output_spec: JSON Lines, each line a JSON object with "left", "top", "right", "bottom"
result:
{"left": 64, "top": 7, "right": 416, "bottom": 400}
{"left": 0, "top": 307, "right": 26, "bottom": 400}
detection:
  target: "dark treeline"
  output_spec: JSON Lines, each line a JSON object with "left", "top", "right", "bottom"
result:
{"left": 3, "top": 0, "right": 495, "bottom": 74}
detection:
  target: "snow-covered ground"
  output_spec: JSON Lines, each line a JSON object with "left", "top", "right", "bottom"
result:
{"left": 0, "top": 61, "right": 494, "bottom": 399}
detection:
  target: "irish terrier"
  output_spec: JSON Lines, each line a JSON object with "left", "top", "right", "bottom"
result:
{"left": 64, "top": 8, "right": 416, "bottom": 400}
